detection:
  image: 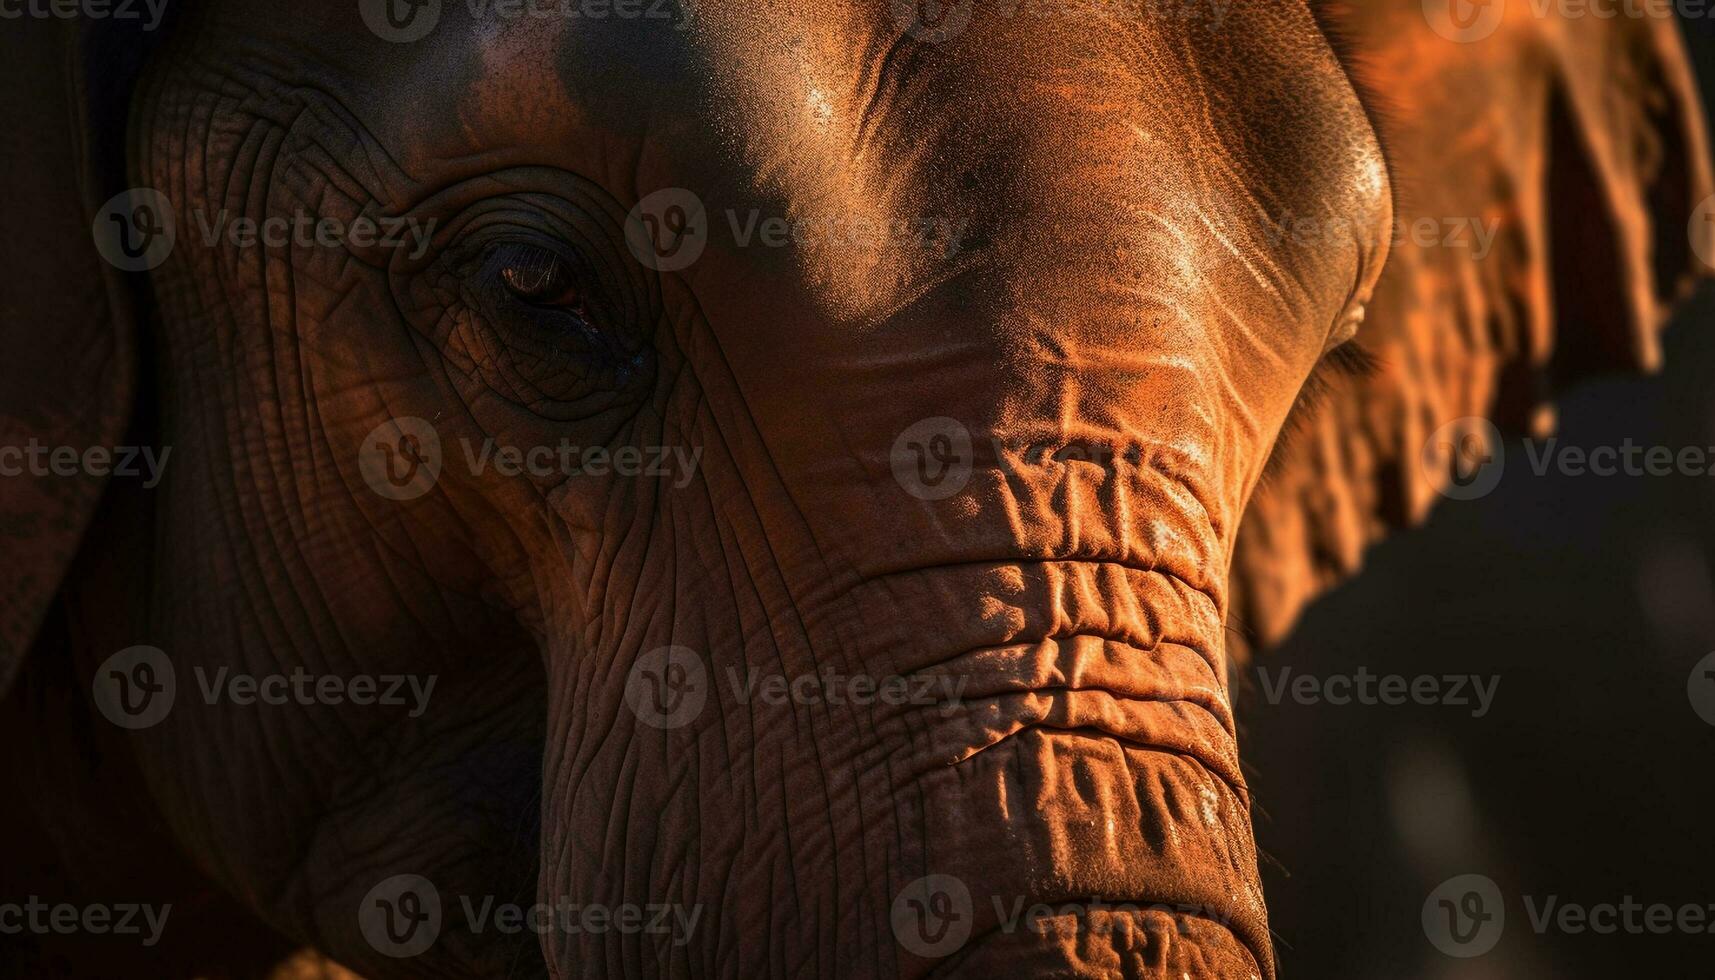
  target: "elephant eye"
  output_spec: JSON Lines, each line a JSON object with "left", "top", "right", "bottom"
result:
{"left": 494, "top": 242, "right": 586, "bottom": 313}
{"left": 459, "top": 235, "right": 650, "bottom": 408}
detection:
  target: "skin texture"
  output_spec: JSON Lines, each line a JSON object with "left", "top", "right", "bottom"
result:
{"left": 0, "top": 1, "right": 1707, "bottom": 977}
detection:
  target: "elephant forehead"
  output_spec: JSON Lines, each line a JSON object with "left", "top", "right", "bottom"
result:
{"left": 189, "top": 0, "right": 1387, "bottom": 350}
{"left": 186, "top": 1, "right": 706, "bottom": 184}
{"left": 672, "top": 0, "right": 1393, "bottom": 332}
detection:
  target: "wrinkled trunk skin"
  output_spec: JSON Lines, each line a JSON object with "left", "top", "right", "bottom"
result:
{"left": 535, "top": 264, "right": 1274, "bottom": 979}
{"left": 540, "top": 549, "right": 1264, "bottom": 977}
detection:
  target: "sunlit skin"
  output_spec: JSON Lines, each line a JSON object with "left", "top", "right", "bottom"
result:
{"left": 0, "top": 0, "right": 1708, "bottom": 977}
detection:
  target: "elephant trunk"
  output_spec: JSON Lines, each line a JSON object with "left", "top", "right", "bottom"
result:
{"left": 538, "top": 540, "right": 1270, "bottom": 977}
{"left": 871, "top": 561, "right": 1269, "bottom": 979}
{"left": 535, "top": 140, "right": 1280, "bottom": 973}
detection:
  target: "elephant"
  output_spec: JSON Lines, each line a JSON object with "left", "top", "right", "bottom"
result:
{"left": 2, "top": 0, "right": 1709, "bottom": 977}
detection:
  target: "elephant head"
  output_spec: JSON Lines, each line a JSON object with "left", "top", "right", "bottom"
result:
{"left": 1, "top": 1, "right": 1706, "bottom": 976}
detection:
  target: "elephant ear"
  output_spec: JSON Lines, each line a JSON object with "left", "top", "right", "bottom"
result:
{"left": 0, "top": 19, "right": 162, "bottom": 683}
{"left": 1231, "top": 3, "right": 1714, "bottom": 650}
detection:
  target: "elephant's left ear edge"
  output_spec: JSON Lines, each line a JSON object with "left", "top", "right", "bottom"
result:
{"left": 1230, "top": 7, "right": 1715, "bottom": 655}
{"left": 0, "top": 19, "right": 165, "bottom": 685}
{"left": 1540, "top": 10, "right": 1715, "bottom": 387}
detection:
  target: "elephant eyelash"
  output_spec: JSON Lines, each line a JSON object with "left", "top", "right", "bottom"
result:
{"left": 493, "top": 242, "right": 588, "bottom": 312}
{"left": 1259, "top": 340, "right": 1379, "bottom": 484}
{"left": 1319, "top": 339, "right": 1378, "bottom": 379}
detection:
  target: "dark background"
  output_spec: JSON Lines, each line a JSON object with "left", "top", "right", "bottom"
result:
{"left": 1246, "top": 15, "right": 1715, "bottom": 979}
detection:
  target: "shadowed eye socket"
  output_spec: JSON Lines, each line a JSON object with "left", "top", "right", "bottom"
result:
{"left": 459, "top": 236, "right": 651, "bottom": 411}
{"left": 493, "top": 241, "right": 586, "bottom": 312}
